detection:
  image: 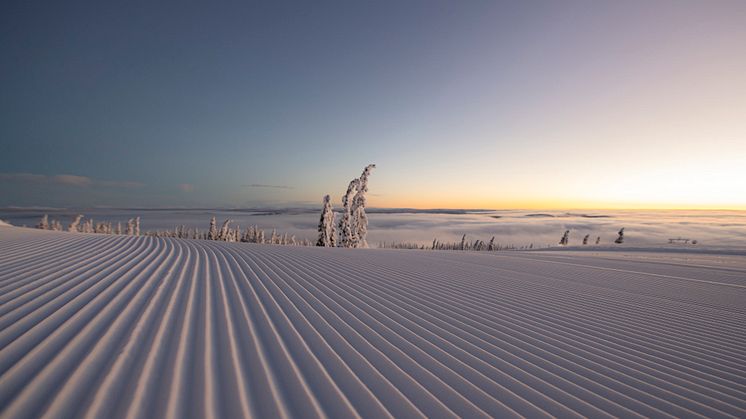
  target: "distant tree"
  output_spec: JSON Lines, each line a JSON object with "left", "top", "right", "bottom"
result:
{"left": 559, "top": 230, "right": 570, "bottom": 245}
{"left": 37, "top": 214, "right": 49, "bottom": 230}
{"left": 316, "top": 195, "right": 337, "bottom": 247}
{"left": 460, "top": 234, "right": 466, "bottom": 250}
{"left": 134, "top": 217, "right": 141, "bottom": 236}
{"left": 582, "top": 234, "right": 590, "bottom": 245}
{"left": 126, "top": 218, "right": 134, "bottom": 235}
{"left": 595, "top": 236, "right": 600, "bottom": 245}
{"left": 487, "top": 236, "right": 495, "bottom": 251}
{"left": 115, "top": 222, "right": 122, "bottom": 235}
{"left": 208, "top": 216, "right": 218, "bottom": 240}
{"left": 269, "top": 228, "right": 278, "bottom": 244}
{"left": 218, "top": 219, "right": 232, "bottom": 241}
{"left": 614, "top": 228, "right": 625, "bottom": 244}
{"left": 68, "top": 215, "right": 83, "bottom": 232}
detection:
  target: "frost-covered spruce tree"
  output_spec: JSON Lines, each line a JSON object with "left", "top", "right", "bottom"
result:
{"left": 488, "top": 236, "right": 495, "bottom": 251}
{"left": 316, "top": 195, "right": 337, "bottom": 247}
{"left": 68, "top": 215, "right": 83, "bottom": 232}
{"left": 115, "top": 222, "right": 122, "bottom": 235}
{"left": 338, "top": 178, "right": 359, "bottom": 248}
{"left": 349, "top": 164, "right": 375, "bottom": 248}
{"left": 134, "top": 217, "right": 141, "bottom": 236}
{"left": 126, "top": 219, "right": 134, "bottom": 235}
{"left": 218, "top": 219, "right": 232, "bottom": 241}
{"left": 208, "top": 216, "right": 218, "bottom": 240}
{"left": 583, "top": 234, "right": 590, "bottom": 245}
{"left": 614, "top": 228, "right": 625, "bottom": 244}
{"left": 559, "top": 230, "right": 570, "bottom": 245}
{"left": 37, "top": 214, "right": 49, "bottom": 230}
{"left": 270, "top": 228, "right": 278, "bottom": 244}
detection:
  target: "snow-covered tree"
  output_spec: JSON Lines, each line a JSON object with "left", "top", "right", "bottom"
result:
{"left": 595, "top": 236, "right": 600, "bottom": 245}
{"left": 68, "top": 215, "right": 83, "bottom": 232}
{"left": 582, "top": 234, "right": 590, "bottom": 245}
{"left": 37, "top": 214, "right": 49, "bottom": 230}
{"left": 337, "top": 178, "right": 359, "bottom": 247}
{"left": 208, "top": 216, "right": 218, "bottom": 240}
{"left": 559, "top": 230, "right": 570, "bottom": 245}
{"left": 350, "top": 164, "right": 375, "bottom": 248}
{"left": 488, "top": 236, "right": 495, "bottom": 251}
{"left": 218, "top": 219, "right": 232, "bottom": 241}
{"left": 460, "top": 234, "right": 466, "bottom": 250}
{"left": 614, "top": 227, "right": 625, "bottom": 244}
{"left": 270, "top": 228, "right": 278, "bottom": 244}
{"left": 134, "top": 217, "right": 140, "bottom": 236}
{"left": 51, "top": 220, "right": 62, "bottom": 231}
{"left": 316, "top": 195, "right": 337, "bottom": 247}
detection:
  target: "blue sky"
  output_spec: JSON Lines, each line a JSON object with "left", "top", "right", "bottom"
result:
{"left": 2, "top": 1, "right": 745, "bottom": 209}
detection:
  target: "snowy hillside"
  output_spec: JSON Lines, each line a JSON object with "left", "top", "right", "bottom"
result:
{"left": 0, "top": 227, "right": 745, "bottom": 418}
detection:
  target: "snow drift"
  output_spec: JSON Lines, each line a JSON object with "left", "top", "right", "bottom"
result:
{"left": 0, "top": 227, "right": 745, "bottom": 418}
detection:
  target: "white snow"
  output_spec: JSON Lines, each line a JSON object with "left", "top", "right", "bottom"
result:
{"left": 0, "top": 226, "right": 745, "bottom": 418}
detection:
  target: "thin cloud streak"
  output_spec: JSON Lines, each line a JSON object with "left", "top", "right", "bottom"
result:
{"left": 178, "top": 183, "right": 195, "bottom": 192}
{"left": 0, "top": 173, "right": 144, "bottom": 188}
{"left": 243, "top": 184, "right": 294, "bottom": 190}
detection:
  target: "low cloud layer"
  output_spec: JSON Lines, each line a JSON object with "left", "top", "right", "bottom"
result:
{"left": 0, "top": 173, "right": 143, "bottom": 188}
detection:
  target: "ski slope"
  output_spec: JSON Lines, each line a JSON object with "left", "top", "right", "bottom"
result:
{"left": 1, "top": 227, "right": 745, "bottom": 418}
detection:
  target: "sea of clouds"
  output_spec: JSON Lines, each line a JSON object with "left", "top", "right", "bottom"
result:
{"left": 3, "top": 208, "right": 746, "bottom": 249}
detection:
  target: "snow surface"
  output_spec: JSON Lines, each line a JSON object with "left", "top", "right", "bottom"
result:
{"left": 0, "top": 227, "right": 745, "bottom": 418}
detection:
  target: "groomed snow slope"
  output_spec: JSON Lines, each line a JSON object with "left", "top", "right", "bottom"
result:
{"left": 1, "top": 227, "right": 745, "bottom": 419}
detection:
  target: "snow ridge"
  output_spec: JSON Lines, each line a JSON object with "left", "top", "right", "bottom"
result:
{"left": 0, "top": 227, "right": 745, "bottom": 418}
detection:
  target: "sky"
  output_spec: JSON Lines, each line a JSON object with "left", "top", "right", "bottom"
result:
{"left": 1, "top": 0, "right": 745, "bottom": 210}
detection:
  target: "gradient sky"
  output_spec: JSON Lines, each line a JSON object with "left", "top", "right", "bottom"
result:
{"left": 1, "top": 0, "right": 745, "bottom": 209}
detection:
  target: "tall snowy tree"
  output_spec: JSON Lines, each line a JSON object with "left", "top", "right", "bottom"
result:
{"left": 338, "top": 178, "right": 359, "bottom": 247}
{"left": 126, "top": 219, "right": 134, "bottom": 235}
{"left": 487, "top": 236, "right": 495, "bottom": 251}
{"left": 350, "top": 164, "right": 375, "bottom": 248}
{"left": 595, "top": 236, "right": 600, "bottom": 245}
{"left": 316, "top": 195, "right": 337, "bottom": 247}
{"left": 218, "top": 219, "right": 232, "bottom": 241}
{"left": 134, "top": 217, "right": 141, "bottom": 236}
{"left": 208, "top": 216, "right": 218, "bottom": 240}
{"left": 68, "top": 215, "right": 83, "bottom": 232}
{"left": 614, "top": 227, "right": 625, "bottom": 244}
{"left": 37, "top": 214, "right": 49, "bottom": 230}
{"left": 559, "top": 230, "right": 570, "bottom": 245}
{"left": 582, "top": 234, "right": 590, "bottom": 245}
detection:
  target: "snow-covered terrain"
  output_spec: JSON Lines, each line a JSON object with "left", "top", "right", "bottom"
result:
{"left": 1, "top": 226, "right": 745, "bottom": 418}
